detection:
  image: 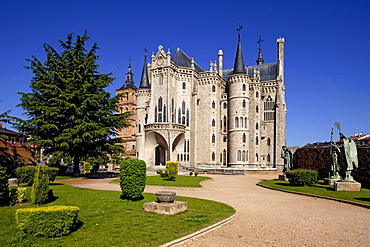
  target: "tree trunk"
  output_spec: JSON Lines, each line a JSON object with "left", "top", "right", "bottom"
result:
{"left": 73, "top": 156, "right": 80, "bottom": 176}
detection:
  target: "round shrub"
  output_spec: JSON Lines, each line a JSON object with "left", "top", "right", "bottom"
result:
{"left": 120, "top": 158, "right": 146, "bottom": 200}
{"left": 285, "top": 169, "right": 318, "bottom": 186}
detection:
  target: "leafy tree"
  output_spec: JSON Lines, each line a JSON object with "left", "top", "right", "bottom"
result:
{"left": 17, "top": 32, "right": 130, "bottom": 175}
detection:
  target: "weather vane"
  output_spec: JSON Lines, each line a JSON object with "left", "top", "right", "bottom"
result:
{"left": 236, "top": 23, "right": 243, "bottom": 40}
{"left": 256, "top": 35, "right": 264, "bottom": 50}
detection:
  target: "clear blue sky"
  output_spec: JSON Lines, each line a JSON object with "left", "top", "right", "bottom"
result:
{"left": 1, "top": 0, "right": 369, "bottom": 146}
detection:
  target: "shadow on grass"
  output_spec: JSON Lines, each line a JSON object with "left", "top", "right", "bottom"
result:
{"left": 354, "top": 197, "right": 370, "bottom": 202}
{"left": 72, "top": 220, "right": 84, "bottom": 233}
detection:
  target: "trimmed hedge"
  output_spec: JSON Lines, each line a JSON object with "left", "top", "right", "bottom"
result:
{"left": 294, "top": 146, "right": 370, "bottom": 188}
{"left": 285, "top": 169, "right": 318, "bottom": 186}
{"left": 120, "top": 158, "right": 146, "bottom": 200}
{"left": 16, "top": 205, "right": 80, "bottom": 237}
{"left": 31, "top": 165, "right": 52, "bottom": 205}
{"left": 16, "top": 166, "right": 59, "bottom": 185}
{"left": 166, "top": 161, "right": 178, "bottom": 181}
{"left": 0, "top": 165, "right": 9, "bottom": 206}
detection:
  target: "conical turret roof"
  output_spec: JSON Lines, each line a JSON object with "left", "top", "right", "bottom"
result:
{"left": 139, "top": 56, "right": 150, "bottom": 89}
{"left": 233, "top": 36, "right": 246, "bottom": 74}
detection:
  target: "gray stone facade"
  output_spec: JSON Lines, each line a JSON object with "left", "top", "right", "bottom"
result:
{"left": 117, "top": 37, "right": 287, "bottom": 168}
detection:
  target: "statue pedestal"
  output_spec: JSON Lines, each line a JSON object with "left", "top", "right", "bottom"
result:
{"left": 143, "top": 201, "right": 187, "bottom": 215}
{"left": 334, "top": 181, "right": 361, "bottom": 191}
{"left": 324, "top": 178, "right": 340, "bottom": 185}
{"left": 278, "top": 174, "right": 287, "bottom": 181}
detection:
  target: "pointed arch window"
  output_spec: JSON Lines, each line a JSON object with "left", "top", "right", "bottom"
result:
{"left": 223, "top": 136, "right": 227, "bottom": 142}
{"left": 158, "top": 97, "right": 163, "bottom": 111}
{"left": 212, "top": 134, "right": 215, "bottom": 143}
{"left": 187, "top": 139, "right": 190, "bottom": 152}
{"left": 158, "top": 113, "right": 162, "bottom": 122}
{"left": 182, "top": 101, "right": 186, "bottom": 114}
{"left": 182, "top": 116, "right": 186, "bottom": 125}
{"left": 242, "top": 133, "right": 246, "bottom": 142}
{"left": 267, "top": 154, "right": 271, "bottom": 162}
{"left": 242, "top": 150, "right": 246, "bottom": 162}
{"left": 182, "top": 82, "right": 186, "bottom": 89}
{"left": 237, "top": 150, "right": 241, "bottom": 161}
{"left": 223, "top": 116, "right": 227, "bottom": 131}
{"left": 242, "top": 100, "right": 246, "bottom": 108}
{"left": 267, "top": 138, "right": 271, "bottom": 146}
{"left": 155, "top": 106, "right": 158, "bottom": 122}
{"left": 138, "top": 124, "right": 141, "bottom": 133}
{"left": 184, "top": 140, "right": 187, "bottom": 152}
{"left": 186, "top": 109, "right": 189, "bottom": 126}
{"left": 212, "top": 85, "right": 216, "bottom": 92}
{"left": 240, "top": 118, "right": 243, "bottom": 128}
{"left": 255, "top": 153, "right": 259, "bottom": 162}
{"left": 242, "top": 84, "right": 246, "bottom": 91}
{"left": 212, "top": 101, "right": 215, "bottom": 109}
{"left": 256, "top": 122, "right": 259, "bottom": 130}
{"left": 212, "top": 152, "right": 215, "bottom": 161}
{"left": 264, "top": 95, "right": 275, "bottom": 121}
{"left": 212, "top": 119, "right": 215, "bottom": 127}
{"left": 244, "top": 117, "right": 248, "bottom": 128}
{"left": 235, "top": 117, "right": 239, "bottom": 128}
{"left": 255, "top": 136, "right": 259, "bottom": 145}
{"left": 163, "top": 105, "right": 167, "bottom": 122}
{"left": 256, "top": 91, "right": 259, "bottom": 98}
{"left": 178, "top": 109, "right": 181, "bottom": 124}
{"left": 256, "top": 106, "right": 259, "bottom": 113}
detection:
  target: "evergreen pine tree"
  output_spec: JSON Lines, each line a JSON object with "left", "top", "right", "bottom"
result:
{"left": 18, "top": 32, "right": 130, "bottom": 175}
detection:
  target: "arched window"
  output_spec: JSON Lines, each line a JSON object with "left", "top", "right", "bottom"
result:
{"left": 155, "top": 106, "right": 157, "bottom": 122}
{"left": 223, "top": 136, "right": 227, "bottom": 142}
{"left": 184, "top": 140, "right": 187, "bottom": 152}
{"left": 240, "top": 118, "right": 243, "bottom": 128}
{"left": 223, "top": 102, "right": 227, "bottom": 109}
{"left": 255, "top": 153, "right": 259, "bottom": 162}
{"left": 163, "top": 105, "right": 167, "bottom": 122}
{"left": 242, "top": 84, "right": 246, "bottom": 91}
{"left": 244, "top": 117, "right": 248, "bottom": 128}
{"left": 180, "top": 153, "right": 183, "bottom": 161}
{"left": 212, "top": 101, "right": 215, "bottom": 108}
{"left": 182, "top": 101, "right": 186, "bottom": 114}
{"left": 182, "top": 116, "right": 186, "bottom": 125}
{"left": 158, "top": 113, "right": 162, "bottom": 122}
{"left": 242, "top": 100, "right": 246, "bottom": 108}
{"left": 256, "top": 122, "right": 259, "bottom": 130}
{"left": 172, "top": 114, "right": 174, "bottom": 123}
{"left": 138, "top": 124, "right": 141, "bottom": 133}
{"left": 264, "top": 95, "right": 275, "bottom": 121}
{"left": 267, "top": 138, "right": 271, "bottom": 146}
{"left": 242, "top": 150, "right": 246, "bottom": 162}
{"left": 182, "top": 82, "right": 186, "bottom": 89}
{"left": 212, "top": 152, "right": 215, "bottom": 161}
{"left": 255, "top": 136, "right": 259, "bottom": 145}
{"left": 235, "top": 117, "right": 239, "bottom": 128}
{"left": 256, "top": 106, "right": 259, "bottom": 113}
{"left": 126, "top": 107, "right": 128, "bottom": 111}
{"left": 172, "top": 98, "right": 174, "bottom": 112}
{"left": 212, "top": 85, "right": 216, "bottom": 92}
{"left": 256, "top": 91, "right": 259, "bottom": 98}
{"left": 178, "top": 109, "right": 181, "bottom": 124}
{"left": 158, "top": 97, "right": 163, "bottom": 111}
{"left": 186, "top": 109, "right": 189, "bottom": 126}
{"left": 212, "top": 134, "right": 215, "bottom": 143}
{"left": 237, "top": 150, "right": 241, "bottom": 161}
{"left": 187, "top": 139, "right": 190, "bottom": 152}
{"left": 242, "top": 133, "right": 246, "bottom": 142}
{"left": 177, "top": 153, "right": 180, "bottom": 161}
{"left": 267, "top": 154, "right": 271, "bottom": 162}
{"left": 212, "top": 119, "right": 215, "bottom": 127}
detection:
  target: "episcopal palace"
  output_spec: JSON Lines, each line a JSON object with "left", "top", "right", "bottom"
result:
{"left": 115, "top": 35, "right": 287, "bottom": 169}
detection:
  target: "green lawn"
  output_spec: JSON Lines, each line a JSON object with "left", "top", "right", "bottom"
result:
{"left": 0, "top": 183, "right": 235, "bottom": 247}
{"left": 112, "top": 175, "right": 212, "bottom": 187}
{"left": 258, "top": 179, "right": 370, "bottom": 206}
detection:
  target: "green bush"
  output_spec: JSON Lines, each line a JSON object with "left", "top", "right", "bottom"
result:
{"left": 16, "top": 166, "right": 59, "bottom": 185}
{"left": 0, "top": 166, "right": 9, "bottom": 206}
{"left": 189, "top": 171, "right": 193, "bottom": 176}
{"left": 9, "top": 187, "right": 26, "bottom": 205}
{"left": 120, "top": 158, "right": 146, "bottom": 200}
{"left": 166, "top": 161, "right": 178, "bottom": 181}
{"left": 285, "top": 169, "right": 318, "bottom": 186}
{"left": 194, "top": 171, "right": 199, "bottom": 177}
{"left": 16, "top": 205, "right": 79, "bottom": 237}
{"left": 31, "top": 165, "right": 53, "bottom": 204}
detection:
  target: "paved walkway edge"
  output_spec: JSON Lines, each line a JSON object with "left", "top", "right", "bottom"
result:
{"left": 257, "top": 184, "right": 370, "bottom": 209}
{"left": 160, "top": 212, "right": 237, "bottom": 247}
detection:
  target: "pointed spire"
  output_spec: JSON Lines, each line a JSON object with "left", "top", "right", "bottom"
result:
{"left": 119, "top": 57, "right": 137, "bottom": 90}
{"left": 233, "top": 25, "right": 246, "bottom": 74}
{"left": 256, "top": 35, "right": 264, "bottom": 65}
{"left": 139, "top": 53, "right": 150, "bottom": 89}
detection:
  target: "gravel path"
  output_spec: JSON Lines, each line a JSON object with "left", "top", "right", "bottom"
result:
{"left": 63, "top": 174, "right": 370, "bottom": 247}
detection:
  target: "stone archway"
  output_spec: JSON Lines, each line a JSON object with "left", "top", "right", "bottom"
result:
{"left": 155, "top": 145, "right": 166, "bottom": 166}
